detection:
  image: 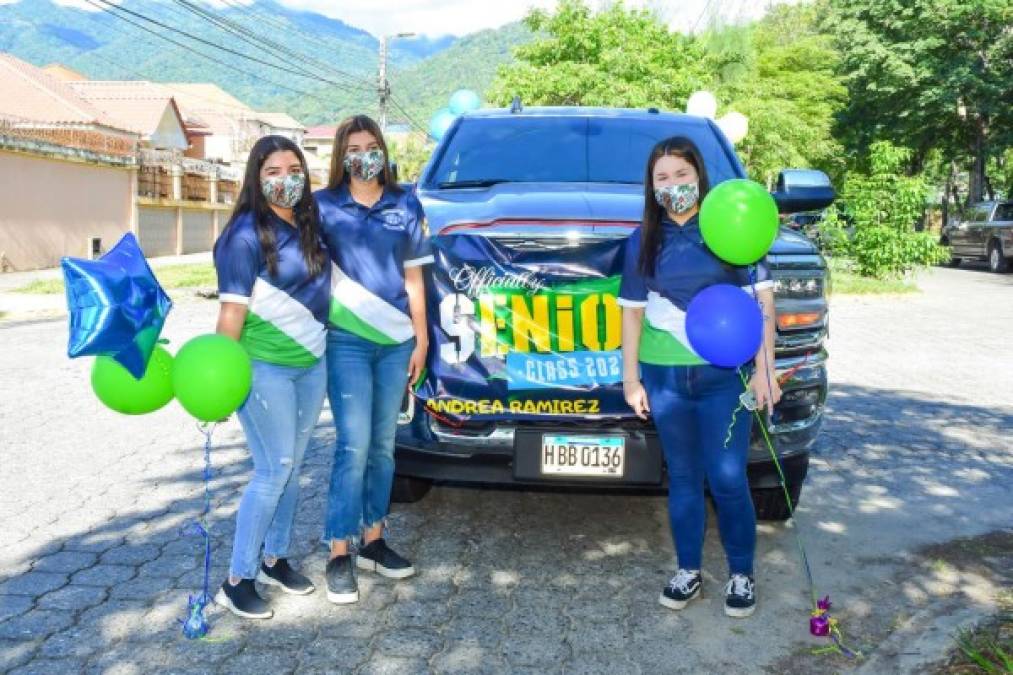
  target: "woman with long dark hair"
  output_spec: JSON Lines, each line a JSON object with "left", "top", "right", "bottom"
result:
{"left": 314, "top": 115, "right": 432, "bottom": 604}
{"left": 212, "top": 135, "right": 330, "bottom": 619}
{"left": 618, "top": 136, "right": 780, "bottom": 618}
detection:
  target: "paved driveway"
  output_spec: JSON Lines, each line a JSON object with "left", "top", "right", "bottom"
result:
{"left": 0, "top": 266, "right": 1010, "bottom": 674}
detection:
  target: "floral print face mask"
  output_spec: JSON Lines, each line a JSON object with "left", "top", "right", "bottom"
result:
{"left": 260, "top": 174, "right": 305, "bottom": 208}
{"left": 343, "top": 149, "right": 386, "bottom": 181}
{"left": 654, "top": 183, "right": 699, "bottom": 214}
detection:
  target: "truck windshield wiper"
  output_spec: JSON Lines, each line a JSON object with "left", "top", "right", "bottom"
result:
{"left": 437, "top": 179, "right": 508, "bottom": 189}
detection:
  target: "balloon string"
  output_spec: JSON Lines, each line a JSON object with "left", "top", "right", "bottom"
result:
{"left": 179, "top": 422, "right": 216, "bottom": 639}
{"left": 745, "top": 277, "right": 854, "bottom": 658}
{"left": 197, "top": 422, "right": 214, "bottom": 604}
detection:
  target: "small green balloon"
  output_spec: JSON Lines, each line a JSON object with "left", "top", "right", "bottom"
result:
{"left": 172, "top": 334, "right": 252, "bottom": 422}
{"left": 91, "top": 345, "right": 174, "bottom": 415}
{"left": 699, "top": 179, "right": 780, "bottom": 265}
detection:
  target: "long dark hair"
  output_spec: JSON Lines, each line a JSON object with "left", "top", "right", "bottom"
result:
{"left": 639, "top": 136, "right": 711, "bottom": 275}
{"left": 225, "top": 134, "right": 326, "bottom": 278}
{"left": 326, "top": 114, "right": 399, "bottom": 191}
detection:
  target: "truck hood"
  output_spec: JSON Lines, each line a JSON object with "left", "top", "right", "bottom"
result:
{"left": 418, "top": 182, "right": 818, "bottom": 255}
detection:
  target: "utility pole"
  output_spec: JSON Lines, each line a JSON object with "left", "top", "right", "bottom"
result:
{"left": 378, "top": 32, "right": 415, "bottom": 133}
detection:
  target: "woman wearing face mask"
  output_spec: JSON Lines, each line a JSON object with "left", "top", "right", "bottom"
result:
{"left": 212, "top": 135, "right": 331, "bottom": 619}
{"left": 314, "top": 115, "right": 432, "bottom": 604}
{"left": 618, "top": 136, "right": 780, "bottom": 619}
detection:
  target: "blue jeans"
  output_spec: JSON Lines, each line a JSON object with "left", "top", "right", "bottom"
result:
{"left": 641, "top": 363, "right": 756, "bottom": 575}
{"left": 229, "top": 359, "right": 327, "bottom": 579}
{"left": 324, "top": 329, "right": 414, "bottom": 543}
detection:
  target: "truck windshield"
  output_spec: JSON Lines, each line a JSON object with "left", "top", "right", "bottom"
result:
{"left": 425, "top": 116, "right": 742, "bottom": 189}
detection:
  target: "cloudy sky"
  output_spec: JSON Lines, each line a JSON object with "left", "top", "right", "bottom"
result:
{"left": 29, "top": 0, "right": 794, "bottom": 38}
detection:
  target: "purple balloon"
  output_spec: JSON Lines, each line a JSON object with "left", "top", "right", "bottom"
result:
{"left": 685, "top": 284, "right": 763, "bottom": 368}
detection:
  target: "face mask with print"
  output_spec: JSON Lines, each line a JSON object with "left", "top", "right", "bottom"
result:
{"left": 261, "top": 174, "right": 305, "bottom": 208}
{"left": 344, "top": 149, "right": 386, "bottom": 181}
{"left": 654, "top": 183, "right": 699, "bottom": 214}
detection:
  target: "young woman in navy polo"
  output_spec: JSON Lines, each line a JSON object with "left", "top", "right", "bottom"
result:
{"left": 212, "top": 135, "right": 331, "bottom": 619}
{"left": 314, "top": 115, "right": 432, "bottom": 604}
{"left": 618, "top": 136, "right": 780, "bottom": 619}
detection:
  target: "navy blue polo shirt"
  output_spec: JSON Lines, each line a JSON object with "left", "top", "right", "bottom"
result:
{"left": 617, "top": 214, "right": 773, "bottom": 365}
{"left": 315, "top": 183, "right": 433, "bottom": 345}
{"left": 214, "top": 210, "right": 331, "bottom": 367}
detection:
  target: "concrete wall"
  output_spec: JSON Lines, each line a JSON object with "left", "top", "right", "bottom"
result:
{"left": 0, "top": 150, "right": 133, "bottom": 271}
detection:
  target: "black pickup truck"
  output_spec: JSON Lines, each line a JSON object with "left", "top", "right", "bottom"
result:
{"left": 395, "top": 106, "right": 834, "bottom": 520}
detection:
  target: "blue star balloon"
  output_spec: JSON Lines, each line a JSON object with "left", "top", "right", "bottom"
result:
{"left": 62, "top": 233, "right": 172, "bottom": 379}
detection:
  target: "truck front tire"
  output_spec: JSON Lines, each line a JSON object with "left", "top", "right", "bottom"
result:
{"left": 750, "top": 482, "right": 803, "bottom": 521}
{"left": 391, "top": 475, "right": 433, "bottom": 503}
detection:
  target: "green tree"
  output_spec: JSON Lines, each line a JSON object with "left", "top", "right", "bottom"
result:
{"left": 827, "top": 0, "right": 1013, "bottom": 201}
{"left": 489, "top": 0, "right": 709, "bottom": 108}
{"left": 389, "top": 135, "right": 433, "bottom": 183}
{"left": 708, "top": 2, "right": 849, "bottom": 185}
{"left": 822, "top": 141, "right": 948, "bottom": 278}
{"left": 490, "top": 1, "right": 846, "bottom": 185}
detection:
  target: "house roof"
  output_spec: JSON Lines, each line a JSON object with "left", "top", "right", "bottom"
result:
{"left": 0, "top": 53, "right": 132, "bottom": 133}
{"left": 156, "top": 83, "right": 256, "bottom": 136}
{"left": 41, "top": 63, "right": 88, "bottom": 82}
{"left": 163, "top": 82, "right": 253, "bottom": 112}
{"left": 254, "top": 111, "right": 304, "bottom": 131}
{"left": 305, "top": 124, "right": 337, "bottom": 139}
{"left": 67, "top": 80, "right": 187, "bottom": 138}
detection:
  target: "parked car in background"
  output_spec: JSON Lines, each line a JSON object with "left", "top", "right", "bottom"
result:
{"left": 941, "top": 200, "right": 1013, "bottom": 273}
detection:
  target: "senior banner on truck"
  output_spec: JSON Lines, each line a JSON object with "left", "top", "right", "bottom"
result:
{"left": 418, "top": 232, "right": 633, "bottom": 421}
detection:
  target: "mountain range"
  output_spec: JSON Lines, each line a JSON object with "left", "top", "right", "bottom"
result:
{"left": 0, "top": 0, "right": 533, "bottom": 127}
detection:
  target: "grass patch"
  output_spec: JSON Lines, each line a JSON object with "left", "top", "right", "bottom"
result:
{"left": 153, "top": 263, "right": 216, "bottom": 289}
{"left": 827, "top": 258, "right": 919, "bottom": 296}
{"left": 10, "top": 262, "right": 216, "bottom": 294}
{"left": 12, "top": 279, "right": 65, "bottom": 294}
{"left": 946, "top": 621, "right": 1013, "bottom": 674}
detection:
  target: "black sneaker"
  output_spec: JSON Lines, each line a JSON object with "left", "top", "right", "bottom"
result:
{"left": 256, "top": 558, "right": 315, "bottom": 595}
{"left": 213, "top": 578, "right": 273, "bottom": 619}
{"left": 325, "top": 554, "right": 359, "bottom": 604}
{"left": 724, "top": 574, "right": 756, "bottom": 618}
{"left": 659, "top": 569, "right": 702, "bottom": 610}
{"left": 356, "top": 538, "right": 416, "bottom": 579}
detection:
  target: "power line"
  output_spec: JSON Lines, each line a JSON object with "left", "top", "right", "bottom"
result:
{"left": 691, "top": 0, "right": 718, "bottom": 33}
{"left": 212, "top": 0, "right": 429, "bottom": 129}
{"left": 165, "top": 0, "right": 375, "bottom": 92}
{"left": 388, "top": 94, "right": 433, "bottom": 138}
{"left": 216, "top": 0, "right": 364, "bottom": 65}
{"left": 4, "top": 0, "right": 414, "bottom": 130}
{"left": 80, "top": 0, "right": 360, "bottom": 112}
{"left": 87, "top": 0, "right": 365, "bottom": 93}
{"left": 216, "top": 0, "right": 339, "bottom": 52}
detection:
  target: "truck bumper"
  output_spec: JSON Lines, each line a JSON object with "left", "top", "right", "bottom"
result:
{"left": 394, "top": 351, "right": 824, "bottom": 492}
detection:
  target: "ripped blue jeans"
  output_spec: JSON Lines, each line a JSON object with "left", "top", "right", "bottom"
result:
{"left": 229, "top": 358, "right": 327, "bottom": 579}
{"left": 323, "top": 328, "right": 414, "bottom": 544}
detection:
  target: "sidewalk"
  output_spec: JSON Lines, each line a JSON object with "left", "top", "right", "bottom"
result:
{"left": 0, "top": 251, "right": 212, "bottom": 319}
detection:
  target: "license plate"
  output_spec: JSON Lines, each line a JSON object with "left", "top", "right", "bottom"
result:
{"left": 540, "top": 435, "right": 625, "bottom": 478}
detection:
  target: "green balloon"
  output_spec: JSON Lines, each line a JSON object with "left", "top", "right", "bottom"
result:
{"left": 699, "top": 179, "right": 780, "bottom": 265}
{"left": 172, "top": 334, "right": 252, "bottom": 422}
{"left": 91, "top": 345, "right": 174, "bottom": 415}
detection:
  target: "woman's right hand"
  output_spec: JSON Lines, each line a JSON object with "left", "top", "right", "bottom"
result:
{"left": 623, "top": 380, "right": 650, "bottom": 420}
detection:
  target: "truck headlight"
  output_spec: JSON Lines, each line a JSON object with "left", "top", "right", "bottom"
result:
{"left": 777, "top": 311, "right": 825, "bottom": 330}
{"left": 773, "top": 277, "right": 823, "bottom": 299}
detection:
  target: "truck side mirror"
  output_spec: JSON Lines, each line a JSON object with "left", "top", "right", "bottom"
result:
{"left": 771, "top": 169, "right": 836, "bottom": 214}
